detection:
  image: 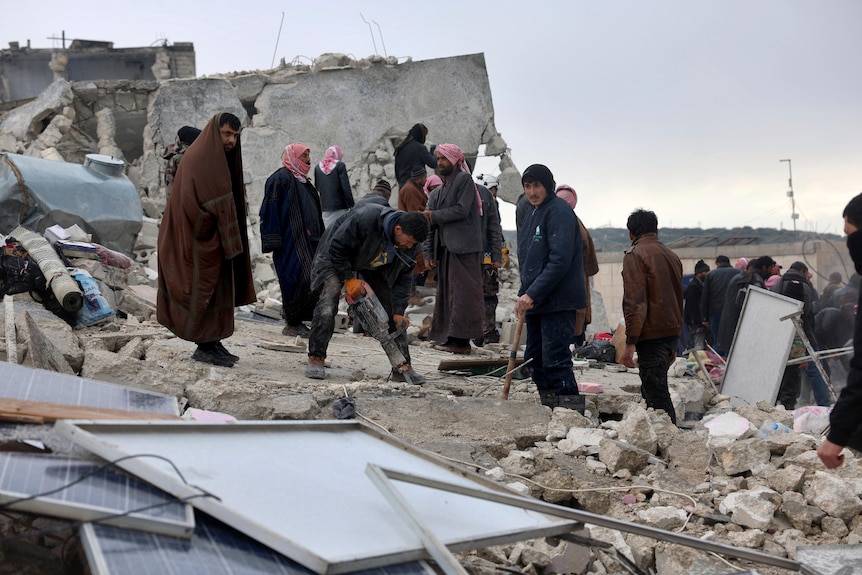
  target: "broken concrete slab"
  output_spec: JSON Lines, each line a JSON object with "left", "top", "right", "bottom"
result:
{"left": 0, "top": 79, "right": 73, "bottom": 145}
{"left": 23, "top": 311, "right": 75, "bottom": 375}
{"left": 13, "top": 299, "right": 82, "bottom": 373}
{"left": 356, "top": 396, "right": 550, "bottom": 452}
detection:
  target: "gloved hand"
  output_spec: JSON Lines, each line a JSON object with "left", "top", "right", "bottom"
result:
{"left": 393, "top": 314, "right": 409, "bottom": 331}
{"left": 344, "top": 278, "right": 366, "bottom": 300}
{"left": 501, "top": 246, "right": 510, "bottom": 269}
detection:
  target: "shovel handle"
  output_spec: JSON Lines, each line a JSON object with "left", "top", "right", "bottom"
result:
{"left": 502, "top": 314, "right": 526, "bottom": 400}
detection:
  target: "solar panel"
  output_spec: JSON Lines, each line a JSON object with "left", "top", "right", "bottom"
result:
{"left": 0, "top": 452, "right": 193, "bottom": 537}
{"left": 81, "top": 512, "right": 433, "bottom": 575}
{"left": 58, "top": 419, "right": 576, "bottom": 574}
{"left": 0, "top": 362, "right": 179, "bottom": 415}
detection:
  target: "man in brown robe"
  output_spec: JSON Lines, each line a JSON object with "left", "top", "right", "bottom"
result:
{"left": 422, "top": 144, "right": 484, "bottom": 354}
{"left": 157, "top": 112, "right": 255, "bottom": 367}
{"left": 554, "top": 184, "right": 599, "bottom": 345}
{"left": 397, "top": 166, "right": 429, "bottom": 281}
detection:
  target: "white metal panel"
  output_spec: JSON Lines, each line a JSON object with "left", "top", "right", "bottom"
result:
{"left": 720, "top": 286, "right": 803, "bottom": 407}
{"left": 57, "top": 420, "right": 576, "bottom": 575}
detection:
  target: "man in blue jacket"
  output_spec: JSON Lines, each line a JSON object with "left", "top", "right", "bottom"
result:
{"left": 515, "top": 164, "right": 586, "bottom": 412}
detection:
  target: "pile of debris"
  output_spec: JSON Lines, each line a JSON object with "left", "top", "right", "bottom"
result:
{"left": 1, "top": 279, "right": 861, "bottom": 574}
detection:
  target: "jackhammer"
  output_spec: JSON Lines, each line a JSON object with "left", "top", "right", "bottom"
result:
{"left": 349, "top": 289, "right": 421, "bottom": 385}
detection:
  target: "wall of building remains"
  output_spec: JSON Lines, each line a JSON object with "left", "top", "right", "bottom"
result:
{"left": 0, "top": 52, "right": 515, "bottom": 300}
{"left": 0, "top": 42, "right": 195, "bottom": 104}
{"left": 4, "top": 50, "right": 846, "bottom": 326}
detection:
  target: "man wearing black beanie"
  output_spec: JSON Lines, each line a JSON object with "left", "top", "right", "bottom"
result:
{"left": 684, "top": 260, "right": 710, "bottom": 350}
{"left": 515, "top": 164, "right": 586, "bottom": 413}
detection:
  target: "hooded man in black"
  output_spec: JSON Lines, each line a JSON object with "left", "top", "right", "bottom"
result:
{"left": 515, "top": 164, "right": 586, "bottom": 412}
{"left": 819, "top": 192, "right": 862, "bottom": 468}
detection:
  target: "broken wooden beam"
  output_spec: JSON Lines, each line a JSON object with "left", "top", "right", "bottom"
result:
{"left": 4, "top": 295, "right": 15, "bottom": 364}
{"left": 0, "top": 398, "right": 181, "bottom": 424}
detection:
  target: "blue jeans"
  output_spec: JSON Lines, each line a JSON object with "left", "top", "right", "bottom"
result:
{"left": 524, "top": 311, "right": 578, "bottom": 395}
{"left": 805, "top": 344, "right": 832, "bottom": 406}
{"left": 709, "top": 313, "right": 722, "bottom": 353}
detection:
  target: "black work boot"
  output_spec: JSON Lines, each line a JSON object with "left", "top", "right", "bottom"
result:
{"left": 192, "top": 343, "right": 235, "bottom": 367}
{"left": 214, "top": 341, "right": 239, "bottom": 362}
{"left": 557, "top": 394, "right": 586, "bottom": 414}
{"left": 538, "top": 390, "right": 558, "bottom": 408}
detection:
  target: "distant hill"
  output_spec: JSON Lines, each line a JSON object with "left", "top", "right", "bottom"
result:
{"left": 502, "top": 226, "right": 843, "bottom": 255}
{"left": 588, "top": 226, "right": 843, "bottom": 253}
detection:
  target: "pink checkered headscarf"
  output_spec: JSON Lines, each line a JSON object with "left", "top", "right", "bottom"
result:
{"left": 555, "top": 184, "right": 578, "bottom": 210}
{"left": 318, "top": 145, "right": 342, "bottom": 175}
{"left": 424, "top": 174, "right": 443, "bottom": 196}
{"left": 283, "top": 143, "right": 311, "bottom": 182}
{"left": 436, "top": 143, "right": 482, "bottom": 215}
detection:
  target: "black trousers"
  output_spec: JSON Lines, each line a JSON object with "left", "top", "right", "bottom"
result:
{"left": 635, "top": 338, "right": 678, "bottom": 424}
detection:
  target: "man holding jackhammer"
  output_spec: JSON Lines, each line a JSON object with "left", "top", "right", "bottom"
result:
{"left": 305, "top": 203, "right": 429, "bottom": 383}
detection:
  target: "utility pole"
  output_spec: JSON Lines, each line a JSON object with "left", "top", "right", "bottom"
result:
{"left": 780, "top": 158, "right": 798, "bottom": 238}
{"left": 47, "top": 31, "right": 67, "bottom": 49}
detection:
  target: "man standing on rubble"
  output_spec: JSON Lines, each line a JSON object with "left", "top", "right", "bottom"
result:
{"left": 515, "top": 164, "right": 586, "bottom": 412}
{"left": 819, "top": 193, "right": 862, "bottom": 468}
{"left": 554, "top": 183, "right": 599, "bottom": 347}
{"left": 684, "top": 260, "right": 710, "bottom": 350}
{"left": 305, "top": 203, "right": 429, "bottom": 383}
{"left": 422, "top": 143, "right": 484, "bottom": 354}
{"left": 621, "top": 209, "right": 683, "bottom": 425}
{"left": 157, "top": 112, "right": 255, "bottom": 367}
{"left": 474, "top": 177, "right": 504, "bottom": 346}
{"left": 398, "top": 167, "right": 431, "bottom": 294}
{"left": 259, "top": 143, "right": 324, "bottom": 338}
{"left": 700, "top": 255, "right": 740, "bottom": 349}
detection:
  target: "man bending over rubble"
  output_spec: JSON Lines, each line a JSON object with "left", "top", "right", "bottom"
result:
{"left": 305, "top": 204, "right": 429, "bottom": 383}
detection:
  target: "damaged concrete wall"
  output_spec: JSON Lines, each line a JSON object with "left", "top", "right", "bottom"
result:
{"left": 0, "top": 52, "right": 514, "bottom": 224}
{"left": 138, "top": 52, "right": 514, "bottom": 213}
{"left": 0, "top": 41, "right": 196, "bottom": 103}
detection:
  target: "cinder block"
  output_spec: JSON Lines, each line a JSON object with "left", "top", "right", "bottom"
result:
{"left": 499, "top": 321, "right": 527, "bottom": 347}
{"left": 335, "top": 312, "right": 349, "bottom": 330}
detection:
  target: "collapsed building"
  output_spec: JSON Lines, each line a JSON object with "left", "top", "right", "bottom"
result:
{"left": 0, "top": 44, "right": 861, "bottom": 575}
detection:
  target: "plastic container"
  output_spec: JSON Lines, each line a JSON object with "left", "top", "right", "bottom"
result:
{"left": 69, "top": 268, "right": 115, "bottom": 327}
{"left": 757, "top": 420, "right": 792, "bottom": 439}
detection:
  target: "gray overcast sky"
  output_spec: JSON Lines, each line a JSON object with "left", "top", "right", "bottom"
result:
{"left": 4, "top": 0, "right": 860, "bottom": 233}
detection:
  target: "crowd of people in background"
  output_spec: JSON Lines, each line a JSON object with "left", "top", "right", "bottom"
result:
{"left": 157, "top": 114, "right": 862, "bottom": 448}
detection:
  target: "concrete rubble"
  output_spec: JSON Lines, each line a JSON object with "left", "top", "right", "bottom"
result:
{"left": 0, "top": 54, "right": 858, "bottom": 575}
{"left": 2, "top": 265, "right": 860, "bottom": 573}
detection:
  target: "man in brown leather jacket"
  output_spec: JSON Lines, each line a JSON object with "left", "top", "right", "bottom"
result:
{"left": 621, "top": 209, "right": 683, "bottom": 425}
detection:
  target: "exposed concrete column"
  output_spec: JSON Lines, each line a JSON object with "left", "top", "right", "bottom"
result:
{"left": 48, "top": 51, "right": 68, "bottom": 82}
{"left": 151, "top": 50, "right": 172, "bottom": 81}
{"left": 95, "top": 108, "right": 124, "bottom": 160}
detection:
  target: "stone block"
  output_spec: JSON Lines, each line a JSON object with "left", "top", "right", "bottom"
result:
{"left": 598, "top": 437, "right": 650, "bottom": 474}
{"left": 334, "top": 312, "right": 349, "bottom": 330}
{"left": 499, "top": 320, "right": 526, "bottom": 347}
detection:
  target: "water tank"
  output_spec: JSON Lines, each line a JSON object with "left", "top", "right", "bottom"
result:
{"left": 0, "top": 153, "right": 142, "bottom": 255}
